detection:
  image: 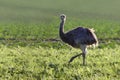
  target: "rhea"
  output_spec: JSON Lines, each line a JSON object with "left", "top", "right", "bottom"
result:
{"left": 59, "top": 14, "right": 98, "bottom": 65}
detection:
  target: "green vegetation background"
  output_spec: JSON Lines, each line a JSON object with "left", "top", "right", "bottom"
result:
{"left": 0, "top": 0, "right": 120, "bottom": 80}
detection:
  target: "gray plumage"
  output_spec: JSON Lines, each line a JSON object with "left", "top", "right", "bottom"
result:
{"left": 59, "top": 14, "right": 98, "bottom": 65}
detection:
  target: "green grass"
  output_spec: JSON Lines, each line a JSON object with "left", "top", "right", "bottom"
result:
{"left": 0, "top": 0, "right": 120, "bottom": 80}
{"left": 1, "top": 0, "right": 120, "bottom": 23}
{"left": 0, "top": 19, "right": 120, "bottom": 39}
{"left": 0, "top": 0, "right": 120, "bottom": 40}
{"left": 0, "top": 45, "right": 120, "bottom": 80}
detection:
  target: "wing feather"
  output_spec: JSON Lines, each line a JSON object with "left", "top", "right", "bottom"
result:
{"left": 65, "top": 27, "right": 98, "bottom": 46}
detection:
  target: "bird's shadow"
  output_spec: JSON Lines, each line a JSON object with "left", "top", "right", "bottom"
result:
{"left": 63, "top": 61, "right": 87, "bottom": 68}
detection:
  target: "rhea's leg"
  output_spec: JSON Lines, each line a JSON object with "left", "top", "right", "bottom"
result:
{"left": 82, "top": 53, "right": 86, "bottom": 65}
{"left": 80, "top": 45, "right": 87, "bottom": 65}
{"left": 68, "top": 53, "right": 82, "bottom": 63}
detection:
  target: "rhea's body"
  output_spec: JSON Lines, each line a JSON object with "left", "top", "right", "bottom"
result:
{"left": 59, "top": 14, "right": 98, "bottom": 65}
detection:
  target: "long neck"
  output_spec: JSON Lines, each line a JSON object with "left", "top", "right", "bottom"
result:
{"left": 59, "top": 20, "right": 66, "bottom": 41}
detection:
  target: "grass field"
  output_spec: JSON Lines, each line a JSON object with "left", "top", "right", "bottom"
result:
{"left": 0, "top": 0, "right": 120, "bottom": 80}
{"left": 0, "top": 45, "right": 120, "bottom": 80}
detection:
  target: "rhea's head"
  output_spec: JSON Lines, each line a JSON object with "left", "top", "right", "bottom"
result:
{"left": 60, "top": 14, "right": 66, "bottom": 21}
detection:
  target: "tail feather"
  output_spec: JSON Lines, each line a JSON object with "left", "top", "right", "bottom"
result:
{"left": 88, "top": 28, "right": 98, "bottom": 47}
